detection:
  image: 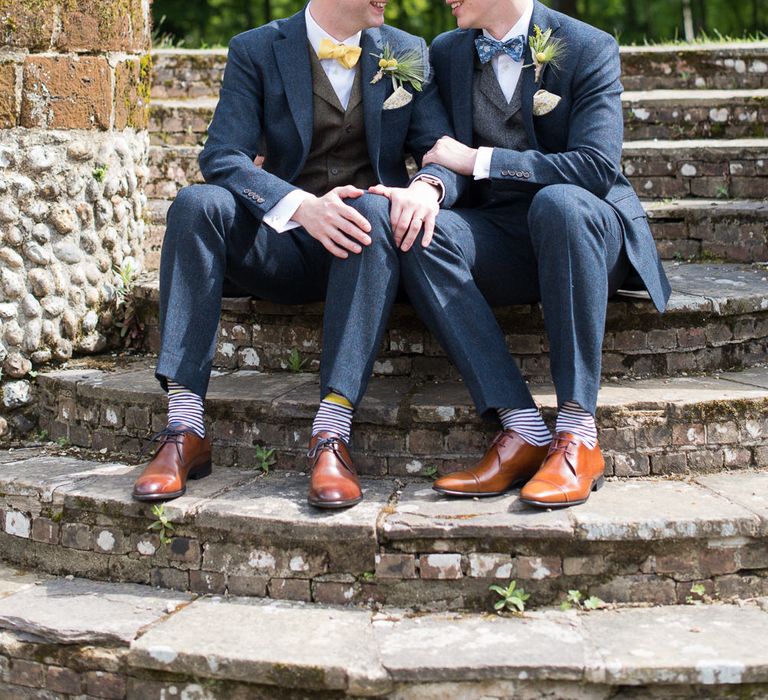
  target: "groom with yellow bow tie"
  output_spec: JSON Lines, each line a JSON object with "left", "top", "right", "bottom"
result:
{"left": 133, "top": 0, "right": 463, "bottom": 508}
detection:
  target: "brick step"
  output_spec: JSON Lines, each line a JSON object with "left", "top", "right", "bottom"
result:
{"left": 35, "top": 358, "right": 768, "bottom": 478}
{"left": 646, "top": 199, "right": 768, "bottom": 262}
{"left": 145, "top": 140, "right": 768, "bottom": 203}
{"left": 130, "top": 263, "right": 768, "bottom": 383}
{"left": 2, "top": 448, "right": 768, "bottom": 612}
{"left": 144, "top": 197, "right": 768, "bottom": 269}
{"left": 1, "top": 565, "right": 768, "bottom": 700}
{"left": 148, "top": 44, "right": 768, "bottom": 101}
{"left": 622, "top": 89, "right": 768, "bottom": 140}
{"left": 147, "top": 91, "right": 768, "bottom": 147}
{"left": 3, "top": 564, "right": 768, "bottom": 700}
{"left": 622, "top": 138, "right": 768, "bottom": 200}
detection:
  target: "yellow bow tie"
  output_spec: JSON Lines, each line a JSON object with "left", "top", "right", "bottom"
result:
{"left": 317, "top": 38, "right": 362, "bottom": 69}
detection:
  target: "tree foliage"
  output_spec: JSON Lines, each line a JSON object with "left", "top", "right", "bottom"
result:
{"left": 152, "top": 0, "right": 767, "bottom": 48}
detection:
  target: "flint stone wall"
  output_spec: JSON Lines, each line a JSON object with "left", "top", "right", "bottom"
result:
{"left": 0, "top": 0, "right": 152, "bottom": 434}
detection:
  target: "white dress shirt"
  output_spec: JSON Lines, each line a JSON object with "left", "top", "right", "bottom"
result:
{"left": 473, "top": 0, "right": 534, "bottom": 180}
{"left": 262, "top": 4, "right": 362, "bottom": 232}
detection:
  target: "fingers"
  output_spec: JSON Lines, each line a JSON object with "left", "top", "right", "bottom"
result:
{"left": 421, "top": 211, "right": 436, "bottom": 248}
{"left": 368, "top": 184, "right": 392, "bottom": 198}
{"left": 399, "top": 213, "right": 424, "bottom": 252}
{"left": 320, "top": 236, "right": 350, "bottom": 259}
{"left": 334, "top": 185, "right": 365, "bottom": 199}
{"left": 390, "top": 200, "right": 406, "bottom": 246}
{"left": 338, "top": 202, "right": 373, "bottom": 238}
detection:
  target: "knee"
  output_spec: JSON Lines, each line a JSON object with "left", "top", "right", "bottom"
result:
{"left": 167, "top": 184, "right": 237, "bottom": 234}
{"left": 528, "top": 185, "right": 593, "bottom": 243}
{"left": 343, "top": 193, "right": 393, "bottom": 246}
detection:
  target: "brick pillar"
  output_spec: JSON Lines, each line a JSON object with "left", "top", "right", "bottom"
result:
{"left": 0, "top": 0, "right": 151, "bottom": 432}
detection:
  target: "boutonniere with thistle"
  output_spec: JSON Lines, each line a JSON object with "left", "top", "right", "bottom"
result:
{"left": 527, "top": 24, "right": 564, "bottom": 83}
{"left": 371, "top": 43, "right": 425, "bottom": 109}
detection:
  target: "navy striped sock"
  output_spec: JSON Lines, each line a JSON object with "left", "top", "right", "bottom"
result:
{"left": 167, "top": 380, "right": 205, "bottom": 439}
{"left": 497, "top": 407, "right": 552, "bottom": 447}
{"left": 556, "top": 401, "right": 597, "bottom": 448}
{"left": 312, "top": 393, "right": 353, "bottom": 442}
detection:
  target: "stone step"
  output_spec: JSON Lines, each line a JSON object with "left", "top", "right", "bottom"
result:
{"left": 148, "top": 90, "right": 768, "bottom": 147}
{"left": 144, "top": 196, "right": 768, "bottom": 269}
{"left": 2, "top": 567, "right": 768, "bottom": 700}
{"left": 146, "top": 140, "right": 768, "bottom": 203}
{"left": 130, "top": 262, "right": 768, "bottom": 384}
{"left": 2, "top": 449, "right": 768, "bottom": 611}
{"left": 148, "top": 44, "right": 768, "bottom": 101}
{"left": 620, "top": 42, "right": 768, "bottom": 91}
{"left": 34, "top": 358, "right": 768, "bottom": 478}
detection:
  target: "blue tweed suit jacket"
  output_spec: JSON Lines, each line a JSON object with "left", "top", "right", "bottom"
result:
{"left": 430, "top": 1, "right": 671, "bottom": 312}
{"left": 199, "top": 9, "right": 463, "bottom": 222}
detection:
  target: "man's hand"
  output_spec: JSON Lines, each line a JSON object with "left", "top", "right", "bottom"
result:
{"left": 292, "top": 185, "right": 372, "bottom": 259}
{"left": 422, "top": 136, "right": 478, "bottom": 176}
{"left": 368, "top": 180, "right": 440, "bottom": 251}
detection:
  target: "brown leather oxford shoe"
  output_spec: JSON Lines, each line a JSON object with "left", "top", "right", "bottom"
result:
{"left": 519, "top": 432, "right": 605, "bottom": 508}
{"left": 432, "top": 430, "right": 549, "bottom": 497}
{"left": 132, "top": 425, "right": 212, "bottom": 502}
{"left": 306, "top": 431, "right": 363, "bottom": 509}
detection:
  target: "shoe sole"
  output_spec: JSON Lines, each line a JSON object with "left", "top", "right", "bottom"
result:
{"left": 432, "top": 479, "right": 529, "bottom": 498}
{"left": 519, "top": 476, "right": 605, "bottom": 509}
{"left": 307, "top": 496, "right": 363, "bottom": 509}
{"left": 132, "top": 461, "right": 212, "bottom": 502}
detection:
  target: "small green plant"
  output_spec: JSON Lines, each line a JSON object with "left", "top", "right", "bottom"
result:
{"left": 253, "top": 445, "right": 276, "bottom": 474}
{"left": 109, "top": 257, "right": 144, "bottom": 349}
{"left": 286, "top": 348, "right": 308, "bottom": 373}
{"left": 490, "top": 580, "right": 531, "bottom": 614}
{"left": 32, "top": 429, "right": 48, "bottom": 442}
{"left": 360, "top": 571, "right": 375, "bottom": 582}
{"left": 148, "top": 503, "right": 175, "bottom": 545}
{"left": 715, "top": 184, "right": 730, "bottom": 199}
{"left": 55, "top": 436, "right": 70, "bottom": 448}
{"left": 686, "top": 582, "right": 709, "bottom": 604}
{"left": 92, "top": 164, "right": 108, "bottom": 182}
{"left": 423, "top": 465, "right": 438, "bottom": 478}
{"left": 560, "top": 589, "right": 607, "bottom": 611}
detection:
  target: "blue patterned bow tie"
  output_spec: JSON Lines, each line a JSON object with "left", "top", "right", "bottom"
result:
{"left": 475, "top": 34, "right": 526, "bottom": 64}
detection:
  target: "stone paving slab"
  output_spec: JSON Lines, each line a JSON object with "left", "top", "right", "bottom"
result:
{"left": 61, "top": 463, "right": 257, "bottom": 521}
{"left": 373, "top": 610, "right": 586, "bottom": 682}
{"left": 0, "top": 562, "right": 42, "bottom": 599}
{"left": 696, "top": 471, "right": 768, "bottom": 526}
{"left": 129, "top": 597, "right": 389, "bottom": 695}
{"left": 0, "top": 456, "right": 128, "bottom": 503}
{"left": 572, "top": 480, "right": 762, "bottom": 540}
{"left": 582, "top": 605, "right": 768, "bottom": 685}
{"left": 381, "top": 484, "right": 575, "bottom": 542}
{"left": 0, "top": 576, "right": 192, "bottom": 645}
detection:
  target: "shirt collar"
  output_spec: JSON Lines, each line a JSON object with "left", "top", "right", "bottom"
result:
{"left": 305, "top": 4, "right": 362, "bottom": 56}
{"left": 482, "top": 0, "right": 534, "bottom": 43}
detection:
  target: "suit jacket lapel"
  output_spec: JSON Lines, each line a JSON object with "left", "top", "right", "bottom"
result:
{"left": 522, "top": 1, "right": 562, "bottom": 150}
{"left": 273, "top": 11, "right": 314, "bottom": 160}
{"left": 361, "top": 28, "right": 385, "bottom": 175}
{"left": 451, "top": 29, "right": 478, "bottom": 144}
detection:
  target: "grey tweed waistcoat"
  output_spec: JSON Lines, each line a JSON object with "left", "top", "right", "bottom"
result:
{"left": 471, "top": 60, "right": 530, "bottom": 205}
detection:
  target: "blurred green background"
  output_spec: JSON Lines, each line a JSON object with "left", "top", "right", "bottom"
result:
{"left": 152, "top": 0, "right": 767, "bottom": 48}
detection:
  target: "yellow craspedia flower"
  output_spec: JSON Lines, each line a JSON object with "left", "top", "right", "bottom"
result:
{"left": 536, "top": 51, "right": 547, "bottom": 63}
{"left": 387, "top": 58, "right": 398, "bottom": 68}
{"left": 379, "top": 58, "right": 389, "bottom": 68}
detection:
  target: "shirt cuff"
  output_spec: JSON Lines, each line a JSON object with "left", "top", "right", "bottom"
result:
{"left": 473, "top": 147, "right": 494, "bottom": 180}
{"left": 412, "top": 174, "right": 445, "bottom": 204}
{"left": 262, "top": 189, "right": 314, "bottom": 232}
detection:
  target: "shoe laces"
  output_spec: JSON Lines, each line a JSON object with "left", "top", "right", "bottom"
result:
{"left": 307, "top": 436, "right": 353, "bottom": 472}
{"left": 141, "top": 426, "right": 195, "bottom": 464}
{"left": 547, "top": 435, "right": 579, "bottom": 475}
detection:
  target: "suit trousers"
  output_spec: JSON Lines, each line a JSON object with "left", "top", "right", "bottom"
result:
{"left": 155, "top": 184, "right": 399, "bottom": 407}
{"left": 400, "top": 183, "right": 631, "bottom": 417}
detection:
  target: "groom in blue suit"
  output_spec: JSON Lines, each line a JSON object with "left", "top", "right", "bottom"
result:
{"left": 132, "top": 0, "right": 462, "bottom": 508}
{"left": 393, "top": 0, "right": 671, "bottom": 507}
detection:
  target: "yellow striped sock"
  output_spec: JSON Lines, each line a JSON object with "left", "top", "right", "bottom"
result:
{"left": 323, "top": 392, "right": 353, "bottom": 409}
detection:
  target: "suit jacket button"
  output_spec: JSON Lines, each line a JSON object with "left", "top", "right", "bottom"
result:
{"left": 257, "top": 197, "right": 265, "bottom": 204}
{"left": 523, "top": 172, "right": 531, "bottom": 178}
{"left": 501, "top": 169, "right": 508, "bottom": 176}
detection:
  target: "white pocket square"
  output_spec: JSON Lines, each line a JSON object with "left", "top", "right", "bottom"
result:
{"left": 383, "top": 86, "right": 413, "bottom": 110}
{"left": 533, "top": 89, "right": 562, "bottom": 116}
